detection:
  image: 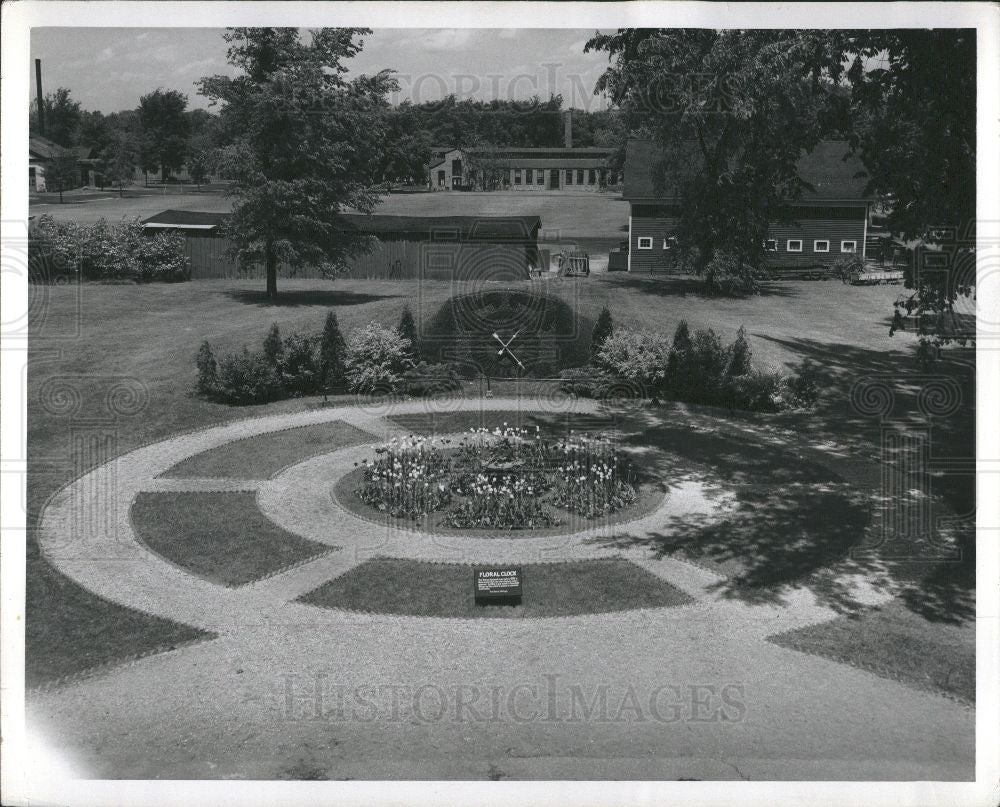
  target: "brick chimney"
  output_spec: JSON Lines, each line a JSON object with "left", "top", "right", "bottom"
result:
{"left": 563, "top": 110, "right": 572, "bottom": 149}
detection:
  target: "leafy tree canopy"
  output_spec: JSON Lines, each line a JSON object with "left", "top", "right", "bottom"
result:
{"left": 198, "top": 27, "right": 399, "bottom": 298}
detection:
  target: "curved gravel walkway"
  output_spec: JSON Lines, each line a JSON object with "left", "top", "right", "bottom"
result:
{"left": 30, "top": 396, "right": 974, "bottom": 781}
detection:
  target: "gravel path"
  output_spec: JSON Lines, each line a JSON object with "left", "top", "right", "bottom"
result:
{"left": 29, "top": 397, "right": 974, "bottom": 780}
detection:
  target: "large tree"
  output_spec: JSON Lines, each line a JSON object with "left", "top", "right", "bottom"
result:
{"left": 97, "top": 129, "right": 138, "bottom": 197}
{"left": 30, "top": 87, "right": 82, "bottom": 147}
{"left": 45, "top": 150, "right": 80, "bottom": 202}
{"left": 138, "top": 88, "right": 191, "bottom": 180}
{"left": 586, "top": 29, "right": 842, "bottom": 290}
{"left": 834, "top": 30, "right": 976, "bottom": 360}
{"left": 198, "top": 27, "right": 398, "bottom": 298}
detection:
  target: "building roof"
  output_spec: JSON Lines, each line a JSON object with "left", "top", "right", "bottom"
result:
{"left": 29, "top": 135, "right": 67, "bottom": 160}
{"left": 623, "top": 139, "right": 871, "bottom": 201}
{"left": 504, "top": 159, "right": 608, "bottom": 170}
{"left": 142, "top": 210, "right": 541, "bottom": 240}
{"left": 464, "top": 146, "right": 613, "bottom": 159}
{"left": 142, "top": 210, "right": 230, "bottom": 229}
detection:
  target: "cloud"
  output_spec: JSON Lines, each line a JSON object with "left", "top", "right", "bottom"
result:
{"left": 95, "top": 47, "right": 114, "bottom": 63}
{"left": 420, "top": 29, "right": 478, "bottom": 51}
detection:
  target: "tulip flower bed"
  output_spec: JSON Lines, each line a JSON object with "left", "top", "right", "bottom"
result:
{"left": 354, "top": 426, "right": 640, "bottom": 530}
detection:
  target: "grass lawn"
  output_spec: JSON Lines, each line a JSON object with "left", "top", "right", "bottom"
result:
{"left": 298, "top": 557, "right": 692, "bottom": 617}
{"left": 770, "top": 600, "right": 976, "bottom": 703}
{"left": 30, "top": 188, "right": 629, "bottom": 239}
{"left": 27, "top": 273, "right": 974, "bottom": 685}
{"left": 130, "top": 492, "right": 332, "bottom": 587}
{"left": 162, "top": 420, "right": 375, "bottom": 479}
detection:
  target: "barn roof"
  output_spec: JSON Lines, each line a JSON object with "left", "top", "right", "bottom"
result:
{"left": 142, "top": 210, "right": 541, "bottom": 240}
{"left": 623, "top": 139, "right": 871, "bottom": 201}
{"left": 29, "top": 135, "right": 67, "bottom": 160}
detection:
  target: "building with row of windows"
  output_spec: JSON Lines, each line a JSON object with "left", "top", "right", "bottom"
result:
{"left": 428, "top": 146, "right": 618, "bottom": 192}
{"left": 623, "top": 139, "right": 872, "bottom": 271}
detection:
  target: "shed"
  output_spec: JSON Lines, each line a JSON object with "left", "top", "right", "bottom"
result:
{"left": 141, "top": 210, "right": 542, "bottom": 281}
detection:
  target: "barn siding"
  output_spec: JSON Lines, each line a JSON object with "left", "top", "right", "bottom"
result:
{"left": 627, "top": 204, "right": 867, "bottom": 271}
{"left": 630, "top": 215, "right": 680, "bottom": 272}
{"left": 765, "top": 211, "right": 866, "bottom": 267}
{"left": 181, "top": 234, "right": 536, "bottom": 281}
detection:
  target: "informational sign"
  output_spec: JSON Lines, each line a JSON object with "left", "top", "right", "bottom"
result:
{"left": 474, "top": 566, "right": 523, "bottom": 605}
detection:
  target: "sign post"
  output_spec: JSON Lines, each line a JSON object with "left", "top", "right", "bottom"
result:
{"left": 474, "top": 566, "right": 523, "bottom": 607}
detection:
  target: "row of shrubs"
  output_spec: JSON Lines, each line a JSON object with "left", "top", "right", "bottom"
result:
{"left": 29, "top": 215, "right": 190, "bottom": 283}
{"left": 559, "top": 308, "right": 817, "bottom": 412}
{"left": 195, "top": 300, "right": 816, "bottom": 413}
{"left": 195, "top": 306, "right": 462, "bottom": 405}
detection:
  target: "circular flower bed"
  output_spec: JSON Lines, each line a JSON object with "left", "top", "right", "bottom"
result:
{"left": 353, "top": 425, "right": 642, "bottom": 530}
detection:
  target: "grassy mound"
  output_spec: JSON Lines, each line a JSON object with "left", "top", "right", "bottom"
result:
{"left": 419, "top": 289, "right": 592, "bottom": 378}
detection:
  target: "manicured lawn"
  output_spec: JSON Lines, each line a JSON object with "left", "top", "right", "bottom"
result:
{"left": 298, "top": 557, "right": 693, "bottom": 617}
{"left": 163, "top": 420, "right": 376, "bottom": 479}
{"left": 26, "top": 274, "right": 973, "bottom": 685}
{"left": 130, "top": 492, "right": 331, "bottom": 587}
{"left": 25, "top": 570, "right": 213, "bottom": 689}
{"left": 770, "top": 600, "right": 976, "bottom": 703}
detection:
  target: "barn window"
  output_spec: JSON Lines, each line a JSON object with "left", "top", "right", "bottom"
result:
{"left": 841, "top": 240, "right": 857, "bottom": 253}
{"left": 514, "top": 169, "right": 522, "bottom": 185}
{"left": 663, "top": 236, "right": 677, "bottom": 250}
{"left": 637, "top": 237, "right": 653, "bottom": 250}
{"left": 536, "top": 169, "right": 544, "bottom": 184}
{"left": 577, "top": 169, "right": 585, "bottom": 184}
{"left": 814, "top": 240, "right": 830, "bottom": 253}
{"left": 588, "top": 169, "right": 596, "bottom": 184}
{"left": 787, "top": 240, "right": 803, "bottom": 252}
{"left": 566, "top": 170, "right": 574, "bottom": 185}
{"left": 764, "top": 239, "right": 778, "bottom": 252}
{"left": 437, "top": 170, "right": 445, "bottom": 187}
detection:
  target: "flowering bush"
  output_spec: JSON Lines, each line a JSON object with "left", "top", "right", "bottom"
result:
{"left": 355, "top": 435, "right": 452, "bottom": 519}
{"left": 345, "top": 322, "right": 411, "bottom": 393}
{"left": 29, "top": 215, "right": 188, "bottom": 282}
{"left": 595, "top": 328, "right": 671, "bottom": 389}
{"left": 355, "top": 425, "right": 641, "bottom": 530}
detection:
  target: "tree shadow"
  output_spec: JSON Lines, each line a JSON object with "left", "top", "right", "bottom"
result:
{"left": 642, "top": 333, "right": 977, "bottom": 624}
{"left": 221, "top": 288, "right": 403, "bottom": 307}
{"left": 596, "top": 483, "right": 874, "bottom": 611}
{"left": 599, "top": 273, "right": 803, "bottom": 299}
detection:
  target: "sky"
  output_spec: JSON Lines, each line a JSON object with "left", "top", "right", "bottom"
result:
{"left": 29, "top": 28, "right": 612, "bottom": 114}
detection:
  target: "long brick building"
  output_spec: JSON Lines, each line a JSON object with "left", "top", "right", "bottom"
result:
{"left": 623, "top": 140, "right": 872, "bottom": 272}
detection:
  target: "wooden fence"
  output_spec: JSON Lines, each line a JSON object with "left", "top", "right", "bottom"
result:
{"left": 183, "top": 234, "right": 539, "bottom": 282}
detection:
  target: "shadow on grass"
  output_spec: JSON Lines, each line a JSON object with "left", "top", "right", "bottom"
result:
{"left": 221, "top": 288, "right": 404, "bottom": 307}
{"left": 600, "top": 273, "right": 804, "bottom": 299}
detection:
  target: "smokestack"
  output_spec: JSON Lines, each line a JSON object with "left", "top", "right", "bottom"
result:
{"left": 563, "top": 109, "right": 572, "bottom": 149}
{"left": 35, "top": 58, "right": 45, "bottom": 136}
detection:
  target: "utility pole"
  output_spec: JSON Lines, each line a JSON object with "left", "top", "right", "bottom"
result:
{"left": 35, "top": 59, "right": 46, "bottom": 136}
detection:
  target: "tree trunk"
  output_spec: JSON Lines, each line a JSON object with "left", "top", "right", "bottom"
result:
{"left": 265, "top": 241, "right": 278, "bottom": 299}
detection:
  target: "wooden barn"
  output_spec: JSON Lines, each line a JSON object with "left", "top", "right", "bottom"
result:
{"left": 141, "top": 210, "right": 542, "bottom": 281}
{"left": 622, "top": 140, "right": 872, "bottom": 272}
